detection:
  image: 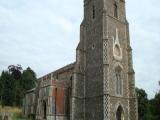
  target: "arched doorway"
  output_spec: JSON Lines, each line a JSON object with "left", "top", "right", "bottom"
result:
{"left": 43, "top": 100, "right": 47, "bottom": 119}
{"left": 116, "top": 106, "right": 124, "bottom": 120}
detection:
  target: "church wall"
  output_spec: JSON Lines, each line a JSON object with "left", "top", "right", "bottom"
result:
{"left": 104, "top": 5, "right": 129, "bottom": 97}
{"left": 53, "top": 69, "right": 73, "bottom": 83}
{"left": 83, "top": 1, "right": 104, "bottom": 119}
{"left": 109, "top": 97, "right": 129, "bottom": 120}
{"left": 35, "top": 66, "right": 74, "bottom": 120}
{"left": 104, "top": 0, "right": 126, "bottom": 22}
{"left": 101, "top": 0, "right": 138, "bottom": 119}
{"left": 103, "top": 3, "right": 137, "bottom": 119}
{"left": 24, "top": 89, "right": 35, "bottom": 117}
{"left": 104, "top": 18, "right": 130, "bottom": 120}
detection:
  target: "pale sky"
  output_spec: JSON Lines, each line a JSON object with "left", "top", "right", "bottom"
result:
{"left": 0, "top": 0, "right": 160, "bottom": 98}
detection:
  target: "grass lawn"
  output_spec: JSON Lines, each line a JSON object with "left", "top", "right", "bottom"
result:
{"left": 0, "top": 105, "right": 31, "bottom": 120}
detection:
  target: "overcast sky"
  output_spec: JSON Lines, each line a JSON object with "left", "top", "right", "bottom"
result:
{"left": 0, "top": 0, "right": 159, "bottom": 98}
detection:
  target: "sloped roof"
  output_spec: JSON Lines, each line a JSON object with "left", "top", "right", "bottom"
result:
{"left": 51, "top": 62, "right": 76, "bottom": 75}
{"left": 38, "top": 62, "right": 76, "bottom": 80}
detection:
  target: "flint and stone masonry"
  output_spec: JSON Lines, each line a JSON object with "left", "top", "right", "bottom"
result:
{"left": 23, "top": 0, "right": 138, "bottom": 120}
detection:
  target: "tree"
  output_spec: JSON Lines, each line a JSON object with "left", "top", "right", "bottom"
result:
{"left": 8, "top": 64, "right": 23, "bottom": 106}
{"left": 0, "top": 71, "right": 15, "bottom": 106}
{"left": 153, "top": 81, "right": 160, "bottom": 119}
{"left": 16, "top": 67, "right": 37, "bottom": 106}
{"left": 136, "top": 88, "right": 149, "bottom": 120}
{"left": 22, "top": 67, "right": 37, "bottom": 119}
{"left": 8, "top": 64, "right": 22, "bottom": 80}
{"left": 0, "top": 65, "right": 37, "bottom": 107}
{"left": 146, "top": 81, "right": 160, "bottom": 120}
{"left": 149, "top": 91, "right": 160, "bottom": 120}
{"left": 154, "top": 92, "right": 160, "bottom": 119}
{"left": 22, "top": 67, "right": 36, "bottom": 91}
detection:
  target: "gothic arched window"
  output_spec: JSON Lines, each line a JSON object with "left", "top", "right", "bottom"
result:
{"left": 114, "top": 2, "right": 118, "bottom": 18}
{"left": 115, "top": 67, "right": 122, "bottom": 95}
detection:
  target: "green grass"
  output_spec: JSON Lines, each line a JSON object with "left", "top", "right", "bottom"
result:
{"left": 0, "top": 106, "right": 31, "bottom": 120}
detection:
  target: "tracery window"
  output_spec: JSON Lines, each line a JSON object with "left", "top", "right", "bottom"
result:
{"left": 115, "top": 67, "right": 122, "bottom": 95}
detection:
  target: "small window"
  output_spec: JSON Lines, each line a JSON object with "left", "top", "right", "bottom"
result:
{"left": 114, "top": 3, "right": 118, "bottom": 18}
{"left": 92, "top": 5, "right": 95, "bottom": 19}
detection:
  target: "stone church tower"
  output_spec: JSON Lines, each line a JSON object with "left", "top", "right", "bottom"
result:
{"left": 72, "top": 0, "right": 138, "bottom": 120}
{"left": 23, "top": 0, "right": 138, "bottom": 120}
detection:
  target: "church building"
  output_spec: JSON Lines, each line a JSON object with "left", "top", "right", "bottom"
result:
{"left": 23, "top": 0, "right": 138, "bottom": 120}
